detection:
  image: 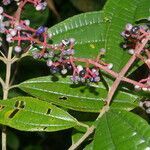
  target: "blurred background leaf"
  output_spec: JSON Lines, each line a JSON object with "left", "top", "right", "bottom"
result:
{"left": 21, "top": 4, "right": 49, "bottom": 28}
{"left": 70, "top": 0, "right": 106, "bottom": 12}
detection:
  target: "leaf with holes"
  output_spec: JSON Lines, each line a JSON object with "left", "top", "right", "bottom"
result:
{"left": 0, "top": 97, "right": 79, "bottom": 131}
{"left": 93, "top": 109, "right": 150, "bottom": 149}
{"left": 19, "top": 76, "right": 138, "bottom": 112}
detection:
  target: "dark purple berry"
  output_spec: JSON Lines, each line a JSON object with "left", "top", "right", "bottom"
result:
{"left": 93, "top": 76, "right": 100, "bottom": 82}
{"left": 131, "top": 26, "right": 140, "bottom": 34}
{"left": 36, "top": 26, "right": 45, "bottom": 35}
{"left": 50, "top": 65, "right": 59, "bottom": 74}
{"left": 65, "top": 62, "right": 73, "bottom": 70}
{"left": 39, "top": 35, "right": 44, "bottom": 42}
{"left": 79, "top": 70, "right": 86, "bottom": 77}
{"left": 90, "top": 77, "right": 94, "bottom": 82}
{"left": 70, "top": 76, "right": 79, "bottom": 84}
{"left": 90, "top": 76, "right": 100, "bottom": 82}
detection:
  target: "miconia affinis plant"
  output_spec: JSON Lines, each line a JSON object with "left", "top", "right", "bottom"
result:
{"left": 0, "top": 0, "right": 150, "bottom": 150}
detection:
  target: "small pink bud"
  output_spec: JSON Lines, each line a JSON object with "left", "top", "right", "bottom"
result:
{"left": 107, "top": 63, "right": 113, "bottom": 69}
{"left": 0, "top": 15, "right": 4, "bottom": 20}
{"left": 14, "top": 46, "right": 22, "bottom": 53}
{"left": 61, "top": 69, "right": 67, "bottom": 75}
{"left": 24, "top": 20, "right": 30, "bottom": 26}
{"left": 69, "top": 38, "right": 75, "bottom": 44}
{"left": 142, "top": 87, "right": 148, "bottom": 91}
{"left": 36, "top": 4, "right": 42, "bottom": 11}
{"left": 46, "top": 59, "right": 53, "bottom": 67}
{"left": 128, "top": 49, "right": 134, "bottom": 55}
{"left": 0, "top": 7, "right": 4, "bottom": 14}
{"left": 99, "top": 48, "right": 106, "bottom": 53}
{"left": 9, "top": 29, "right": 17, "bottom": 36}
{"left": 6, "top": 34, "right": 12, "bottom": 43}
{"left": 134, "top": 85, "right": 141, "bottom": 90}
{"left": 125, "top": 23, "right": 133, "bottom": 31}
{"left": 77, "top": 65, "right": 83, "bottom": 72}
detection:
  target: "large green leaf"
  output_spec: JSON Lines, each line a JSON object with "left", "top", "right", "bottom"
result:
{"left": 134, "top": 0, "right": 150, "bottom": 21}
{"left": 72, "top": 130, "right": 85, "bottom": 144}
{"left": 102, "top": 0, "right": 145, "bottom": 71}
{"left": 84, "top": 142, "right": 93, "bottom": 150}
{"left": 48, "top": 11, "right": 107, "bottom": 59}
{"left": 93, "top": 109, "right": 150, "bottom": 149}
{"left": 0, "top": 97, "right": 78, "bottom": 131}
{"left": 47, "top": 0, "right": 147, "bottom": 72}
{"left": 19, "top": 76, "right": 138, "bottom": 112}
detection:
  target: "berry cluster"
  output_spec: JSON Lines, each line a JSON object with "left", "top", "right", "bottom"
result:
{"left": 0, "top": 1, "right": 105, "bottom": 84}
{"left": 2, "top": 0, "right": 47, "bottom": 11}
{"left": 121, "top": 24, "right": 149, "bottom": 54}
{"left": 33, "top": 37, "right": 113, "bottom": 84}
{"left": 0, "top": 2, "right": 114, "bottom": 85}
{"left": 139, "top": 100, "right": 150, "bottom": 114}
{"left": 0, "top": 1, "right": 50, "bottom": 54}
{"left": 0, "top": 0, "right": 150, "bottom": 90}
{"left": 121, "top": 23, "right": 150, "bottom": 91}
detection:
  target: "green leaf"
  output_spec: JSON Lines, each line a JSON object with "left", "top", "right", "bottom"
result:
{"left": 0, "top": 97, "right": 78, "bottom": 131}
{"left": 93, "top": 109, "right": 150, "bottom": 149}
{"left": 72, "top": 130, "right": 85, "bottom": 144}
{"left": 72, "top": 129, "right": 93, "bottom": 150}
{"left": 47, "top": 0, "right": 147, "bottom": 72}
{"left": 19, "top": 76, "right": 138, "bottom": 112}
{"left": 84, "top": 142, "right": 93, "bottom": 150}
{"left": 48, "top": 11, "right": 107, "bottom": 59}
{"left": 102, "top": 0, "right": 145, "bottom": 71}
{"left": 134, "top": 0, "right": 150, "bottom": 21}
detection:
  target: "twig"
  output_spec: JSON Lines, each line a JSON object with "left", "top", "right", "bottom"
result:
{"left": 2, "top": 47, "right": 13, "bottom": 150}
{"left": 0, "top": 77, "right": 5, "bottom": 89}
{"left": 69, "top": 30, "right": 150, "bottom": 150}
{"left": 68, "top": 125, "right": 95, "bottom": 150}
{"left": 104, "top": 36, "right": 149, "bottom": 106}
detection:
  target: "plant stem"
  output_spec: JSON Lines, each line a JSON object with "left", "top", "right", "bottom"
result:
{"left": 2, "top": 47, "right": 13, "bottom": 150}
{"left": 69, "top": 33, "right": 150, "bottom": 150}
{"left": 68, "top": 125, "right": 95, "bottom": 150}
{"left": 1, "top": 126, "right": 6, "bottom": 150}
{"left": 105, "top": 37, "right": 149, "bottom": 106}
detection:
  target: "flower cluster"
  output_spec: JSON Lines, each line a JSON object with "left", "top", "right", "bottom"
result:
{"left": 121, "top": 23, "right": 150, "bottom": 91}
